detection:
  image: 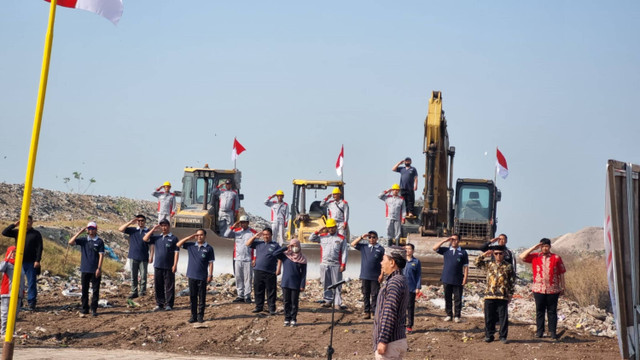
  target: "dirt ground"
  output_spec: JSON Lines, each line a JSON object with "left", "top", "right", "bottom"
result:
{"left": 7, "top": 280, "right": 620, "bottom": 360}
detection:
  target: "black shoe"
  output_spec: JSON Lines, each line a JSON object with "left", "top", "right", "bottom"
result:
{"left": 321, "top": 302, "right": 331, "bottom": 308}
{"left": 269, "top": 310, "right": 277, "bottom": 316}
{"left": 245, "top": 297, "right": 252, "bottom": 304}
{"left": 484, "top": 337, "right": 494, "bottom": 343}
{"left": 551, "top": 334, "right": 559, "bottom": 341}
{"left": 197, "top": 316, "right": 204, "bottom": 323}
{"left": 363, "top": 312, "right": 371, "bottom": 319}
{"left": 535, "top": 333, "right": 543, "bottom": 339}
{"left": 28, "top": 303, "right": 36, "bottom": 311}
{"left": 339, "top": 305, "right": 348, "bottom": 311}
{"left": 252, "top": 308, "right": 263, "bottom": 313}
{"left": 233, "top": 297, "right": 244, "bottom": 303}
{"left": 92, "top": 311, "right": 98, "bottom": 317}
{"left": 81, "top": 309, "right": 89, "bottom": 315}
{"left": 188, "top": 317, "right": 197, "bottom": 323}
{"left": 127, "top": 293, "right": 139, "bottom": 300}
{"left": 500, "top": 338, "right": 508, "bottom": 344}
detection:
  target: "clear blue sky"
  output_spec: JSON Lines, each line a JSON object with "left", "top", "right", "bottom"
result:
{"left": 1, "top": 1, "right": 638, "bottom": 248}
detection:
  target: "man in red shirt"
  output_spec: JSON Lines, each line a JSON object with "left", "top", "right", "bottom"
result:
{"left": 519, "top": 238, "right": 566, "bottom": 340}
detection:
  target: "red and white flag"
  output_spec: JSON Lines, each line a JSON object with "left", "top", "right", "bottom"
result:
{"left": 45, "top": 0, "right": 123, "bottom": 25}
{"left": 335, "top": 145, "right": 344, "bottom": 177}
{"left": 231, "top": 138, "right": 246, "bottom": 162}
{"left": 496, "top": 148, "right": 509, "bottom": 179}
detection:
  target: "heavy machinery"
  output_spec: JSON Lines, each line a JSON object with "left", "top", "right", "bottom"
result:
{"left": 287, "top": 179, "right": 350, "bottom": 243}
{"left": 286, "top": 179, "right": 359, "bottom": 279}
{"left": 172, "top": 164, "right": 244, "bottom": 233}
{"left": 405, "top": 91, "right": 501, "bottom": 283}
{"left": 169, "top": 164, "right": 245, "bottom": 276}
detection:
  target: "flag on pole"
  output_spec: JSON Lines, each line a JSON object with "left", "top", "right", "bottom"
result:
{"left": 496, "top": 148, "right": 509, "bottom": 179}
{"left": 45, "top": 0, "right": 124, "bottom": 25}
{"left": 335, "top": 145, "right": 344, "bottom": 176}
{"left": 231, "top": 138, "right": 246, "bottom": 162}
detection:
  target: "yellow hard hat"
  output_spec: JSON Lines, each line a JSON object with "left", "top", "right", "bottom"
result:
{"left": 276, "top": 190, "right": 284, "bottom": 196}
{"left": 163, "top": 181, "right": 171, "bottom": 187}
{"left": 325, "top": 218, "right": 337, "bottom": 228}
{"left": 332, "top": 188, "right": 342, "bottom": 194}
{"left": 391, "top": 183, "right": 400, "bottom": 190}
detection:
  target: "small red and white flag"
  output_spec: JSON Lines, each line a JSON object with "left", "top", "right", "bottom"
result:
{"left": 335, "top": 145, "right": 344, "bottom": 177}
{"left": 231, "top": 138, "right": 246, "bottom": 162}
{"left": 496, "top": 148, "right": 509, "bottom": 179}
{"left": 45, "top": 0, "right": 123, "bottom": 25}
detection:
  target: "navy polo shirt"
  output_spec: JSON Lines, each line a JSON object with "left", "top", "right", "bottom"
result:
{"left": 148, "top": 233, "right": 179, "bottom": 270}
{"left": 75, "top": 237, "right": 105, "bottom": 273}
{"left": 182, "top": 242, "right": 215, "bottom": 281}
{"left": 355, "top": 243, "right": 385, "bottom": 281}
{"left": 124, "top": 227, "right": 150, "bottom": 262}
{"left": 404, "top": 257, "right": 422, "bottom": 292}
{"left": 395, "top": 166, "right": 418, "bottom": 190}
{"left": 437, "top": 247, "right": 468, "bottom": 285}
{"left": 250, "top": 240, "right": 281, "bottom": 274}
{"left": 275, "top": 248, "right": 307, "bottom": 290}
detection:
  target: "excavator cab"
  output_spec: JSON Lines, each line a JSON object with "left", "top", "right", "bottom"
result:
{"left": 173, "top": 165, "right": 243, "bottom": 233}
{"left": 453, "top": 179, "right": 500, "bottom": 248}
{"left": 287, "top": 179, "right": 348, "bottom": 244}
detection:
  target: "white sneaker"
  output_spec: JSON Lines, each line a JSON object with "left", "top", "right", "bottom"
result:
{"left": 290, "top": 321, "right": 296, "bottom": 327}
{"left": 444, "top": 316, "right": 452, "bottom": 322}
{"left": 454, "top": 317, "right": 461, "bottom": 323}
{"left": 284, "top": 321, "right": 290, "bottom": 326}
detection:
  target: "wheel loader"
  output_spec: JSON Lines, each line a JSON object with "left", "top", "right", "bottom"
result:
{"left": 170, "top": 164, "right": 245, "bottom": 275}
{"left": 403, "top": 91, "right": 502, "bottom": 284}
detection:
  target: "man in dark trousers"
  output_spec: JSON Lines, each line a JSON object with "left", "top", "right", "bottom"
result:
{"left": 475, "top": 245, "right": 515, "bottom": 343}
{"left": 392, "top": 157, "right": 418, "bottom": 218}
{"left": 351, "top": 231, "right": 384, "bottom": 319}
{"left": 143, "top": 219, "right": 180, "bottom": 311}
{"left": 118, "top": 215, "right": 152, "bottom": 299}
{"left": 68, "top": 221, "right": 104, "bottom": 316}
{"left": 2, "top": 215, "right": 43, "bottom": 310}
{"left": 433, "top": 234, "right": 468, "bottom": 323}
{"left": 177, "top": 228, "right": 215, "bottom": 323}
{"left": 246, "top": 228, "right": 281, "bottom": 315}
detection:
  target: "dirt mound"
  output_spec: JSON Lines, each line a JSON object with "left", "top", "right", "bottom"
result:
{"left": 552, "top": 227, "right": 604, "bottom": 252}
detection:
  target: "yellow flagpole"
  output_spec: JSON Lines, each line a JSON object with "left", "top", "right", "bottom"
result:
{"left": 2, "top": 0, "right": 57, "bottom": 358}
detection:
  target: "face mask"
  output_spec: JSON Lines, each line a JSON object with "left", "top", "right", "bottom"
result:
{"left": 291, "top": 247, "right": 300, "bottom": 253}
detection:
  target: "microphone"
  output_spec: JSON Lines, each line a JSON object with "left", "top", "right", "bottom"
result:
{"left": 327, "top": 280, "right": 346, "bottom": 290}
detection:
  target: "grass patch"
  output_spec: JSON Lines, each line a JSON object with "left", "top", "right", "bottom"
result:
{"left": 561, "top": 252, "right": 610, "bottom": 311}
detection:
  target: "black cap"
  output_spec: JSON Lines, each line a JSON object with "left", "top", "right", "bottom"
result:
{"left": 405, "top": 157, "right": 411, "bottom": 161}
{"left": 490, "top": 245, "right": 506, "bottom": 251}
{"left": 135, "top": 214, "right": 146, "bottom": 220}
{"left": 368, "top": 230, "right": 378, "bottom": 238}
{"left": 159, "top": 219, "right": 170, "bottom": 226}
{"left": 540, "top": 238, "right": 551, "bottom": 246}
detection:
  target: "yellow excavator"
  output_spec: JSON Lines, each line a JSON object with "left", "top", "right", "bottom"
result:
{"left": 405, "top": 91, "right": 501, "bottom": 283}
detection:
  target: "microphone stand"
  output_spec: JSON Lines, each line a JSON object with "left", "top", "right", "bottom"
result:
{"left": 326, "top": 279, "right": 346, "bottom": 360}
{"left": 327, "top": 286, "right": 337, "bottom": 360}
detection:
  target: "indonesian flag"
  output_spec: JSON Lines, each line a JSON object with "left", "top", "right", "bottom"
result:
{"left": 336, "top": 145, "right": 344, "bottom": 176}
{"left": 496, "top": 148, "right": 509, "bottom": 179}
{"left": 231, "top": 137, "right": 246, "bottom": 162}
{"left": 45, "top": 0, "right": 123, "bottom": 25}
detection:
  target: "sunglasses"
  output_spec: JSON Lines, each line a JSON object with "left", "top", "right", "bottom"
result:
{"left": 493, "top": 252, "right": 504, "bottom": 255}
